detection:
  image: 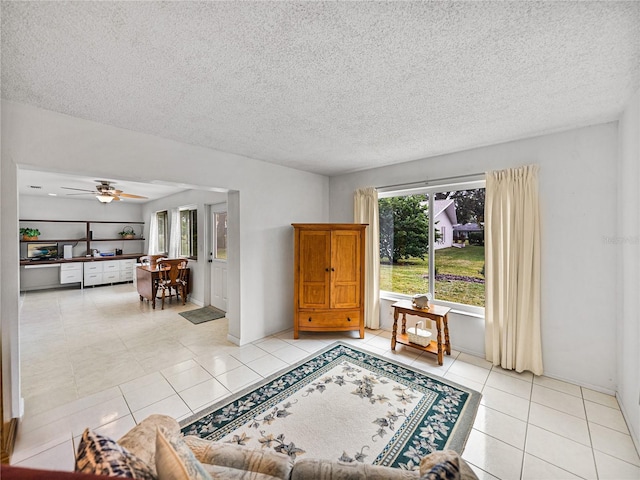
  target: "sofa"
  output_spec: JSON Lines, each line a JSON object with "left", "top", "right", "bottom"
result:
{"left": 4, "top": 414, "right": 479, "bottom": 480}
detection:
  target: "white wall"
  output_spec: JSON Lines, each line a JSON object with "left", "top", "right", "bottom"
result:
{"left": 329, "top": 123, "right": 619, "bottom": 393}
{"left": 141, "top": 189, "right": 227, "bottom": 306}
{"left": 1, "top": 101, "right": 329, "bottom": 417}
{"left": 617, "top": 88, "right": 640, "bottom": 449}
{"left": 1, "top": 129, "right": 22, "bottom": 419}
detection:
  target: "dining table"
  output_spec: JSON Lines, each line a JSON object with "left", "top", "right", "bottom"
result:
{"left": 136, "top": 264, "right": 190, "bottom": 309}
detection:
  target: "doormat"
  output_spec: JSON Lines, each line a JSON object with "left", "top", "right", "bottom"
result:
{"left": 181, "top": 342, "right": 481, "bottom": 470}
{"left": 179, "top": 306, "right": 226, "bottom": 325}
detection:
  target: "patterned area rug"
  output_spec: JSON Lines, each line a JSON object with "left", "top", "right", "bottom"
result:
{"left": 181, "top": 342, "right": 481, "bottom": 471}
{"left": 179, "top": 306, "right": 226, "bottom": 325}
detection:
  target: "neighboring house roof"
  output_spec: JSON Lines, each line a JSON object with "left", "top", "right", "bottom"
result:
{"left": 453, "top": 222, "right": 483, "bottom": 232}
{"left": 433, "top": 199, "right": 458, "bottom": 226}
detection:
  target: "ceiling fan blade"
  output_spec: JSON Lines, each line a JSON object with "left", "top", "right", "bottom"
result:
{"left": 112, "top": 196, "right": 121, "bottom": 201}
{"left": 61, "top": 187, "right": 95, "bottom": 193}
{"left": 118, "top": 193, "right": 148, "bottom": 199}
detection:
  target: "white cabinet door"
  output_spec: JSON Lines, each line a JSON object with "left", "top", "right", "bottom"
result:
{"left": 120, "top": 259, "right": 135, "bottom": 269}
{"left": 84, "top": 262, "right": 103, "bottom": 286}
{"left": 102, "top": 261, "right": 119, "bottom": 272}
{"left": 119, "top": 270, "right": 134, "bottom": 282}
{"left": 84, "top": 273, "right": 103, "bottom": 286}
{"left": 84, "top": 262, "right": 103, "bottom": 274}
{"left": 60, "top": 262, "right": 83, "bottom": 284}
{"left": 119, "top": 259, "right": 135, "bottom": 282}
{"left": 103, "top": 271, "right": 120, "bottom": 283}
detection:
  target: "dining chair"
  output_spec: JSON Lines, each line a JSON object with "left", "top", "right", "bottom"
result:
{"left": 156, "top": 258, "right": 189, "bottom": 309}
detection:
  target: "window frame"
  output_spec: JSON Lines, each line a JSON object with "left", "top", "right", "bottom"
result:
{"left": 179, "top": 206, "right": 198, "bottom": 260}
{"left": 378, "top": 179, "right": 486, "bottom": 316}
{"left": 156, "top": 210, "right": 168, "bottom": 255}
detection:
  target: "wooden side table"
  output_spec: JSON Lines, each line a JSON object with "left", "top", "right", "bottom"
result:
{"left": 391, "top": 300, "right": 452, "bottom": 365}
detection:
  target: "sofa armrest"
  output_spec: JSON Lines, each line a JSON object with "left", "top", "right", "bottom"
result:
{"left": 291, "top": 458, "right": 420, "bottom": 480}
{"left": 116, "top": 414, "right": 181, "bottom": 475}
{"left": 183, "top": 436, "right": 294, "bottom": 480}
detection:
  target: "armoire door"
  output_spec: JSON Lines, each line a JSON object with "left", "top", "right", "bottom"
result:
{"left": 330, "top": 230, "right": 361, "bottom": 309}
{"left": 298, "top": 230, "right": 331, "bottom": 309}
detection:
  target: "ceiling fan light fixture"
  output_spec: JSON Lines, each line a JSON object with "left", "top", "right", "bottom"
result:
{"left": 96, "top": 194, "right": 114, "bottom": 203}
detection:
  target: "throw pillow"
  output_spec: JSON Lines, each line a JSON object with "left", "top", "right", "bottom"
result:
{"left": 75, "top": 428, "right": 157, "bottom": 479}
{"left": 155, "top": 426, "right": 212, "bottom": 480}
{"left": 419, "top": 459, "right": 461, "bottom": 480}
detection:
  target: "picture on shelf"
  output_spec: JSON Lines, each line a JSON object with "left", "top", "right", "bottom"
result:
{"left": 26, "top": 243, "right": 58, "bottom": 260}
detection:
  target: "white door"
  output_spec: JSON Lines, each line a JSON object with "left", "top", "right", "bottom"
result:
{"left": 210, "top": 205, "right": 228, "bottom": 311}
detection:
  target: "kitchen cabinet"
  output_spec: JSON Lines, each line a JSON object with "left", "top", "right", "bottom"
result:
{"left": 292, "top": 223, "right": 367, "bottom": 339}
{"left": 84, "top": 259, "right": 136, "bottom": 287}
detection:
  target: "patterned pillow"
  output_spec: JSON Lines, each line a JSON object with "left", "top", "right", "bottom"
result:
{"left": 419, "top": 459, "right": 461, "bottom": 480}
{"left": 75, "top": 428, "right": 157, "bottom": 479}
{"left": 155, "top": 426, "right": 212, "bottom": 480}
{"left": 419, "top": 450, "right": 462, "bottom": 480}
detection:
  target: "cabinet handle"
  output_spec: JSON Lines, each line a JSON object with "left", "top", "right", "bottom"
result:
{"left": 347, "top": 317, "right": 351, "bottom": 322}
{"left": 325, "top": 268, "right": 329, "bottom": 272}
{"left": 331, "top": 268, "right": 335, "bottom": 272}
{"left": 308, "top": 317, "right": 312, "bottom": 322}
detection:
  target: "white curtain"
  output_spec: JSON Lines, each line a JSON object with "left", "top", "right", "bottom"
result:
{"left": 168, "top": 208, "right": 181, "bottom": 258}
{"left": 354, "top": 187, "right": 380, "bottom": 330}
{"left": 148, "top": 213, "right": 159, "bottom": 255}
{"left": 485, "top": 165, "right": 543, "bottom": 375}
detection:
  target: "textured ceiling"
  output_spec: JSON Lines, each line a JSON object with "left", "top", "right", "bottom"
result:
{"left": 2, "top": 1, "right": 639, "bottom": 176}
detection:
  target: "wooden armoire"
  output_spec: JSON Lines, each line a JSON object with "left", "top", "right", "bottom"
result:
{"left": 292, "top": 223, "right": 367, "bottom": 339}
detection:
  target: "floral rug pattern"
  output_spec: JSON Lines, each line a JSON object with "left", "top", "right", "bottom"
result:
{"left": 181, "top": 343, "right": 480, "bottom": 471}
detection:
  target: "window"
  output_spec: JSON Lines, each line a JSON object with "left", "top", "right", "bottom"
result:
{"left": 156, "top": 210, "right": 168, "bottom": 254}
{"left": 214, "top": 211, "right": 227, "bottom": 260}
{"left": 180, "top": 207, "right": 198, "bottom": 258}
{"left": 379, "top": 182, "right": 485, "bottom": 309}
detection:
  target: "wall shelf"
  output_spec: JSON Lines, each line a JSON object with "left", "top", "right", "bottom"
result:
{"left": 19, "top": 220, "right": 145, "bottom": 256}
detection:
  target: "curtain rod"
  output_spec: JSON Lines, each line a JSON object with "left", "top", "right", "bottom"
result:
{"left": 376, "top": 172, "right": 485, "bottom": 191}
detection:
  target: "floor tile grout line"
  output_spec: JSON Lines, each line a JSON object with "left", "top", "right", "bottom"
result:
{"left": 463, "top": 459, "right": 500, "bottom": 480}
{"left": 519, "top": 379, "right": 533, "bottom": 479}
{"left": 523, "top": 451, "right": 592, "bottom": 480}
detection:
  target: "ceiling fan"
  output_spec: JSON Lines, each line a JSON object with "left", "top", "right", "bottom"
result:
{"left": 61, "top": 180, "right": 148, "bottom": 203}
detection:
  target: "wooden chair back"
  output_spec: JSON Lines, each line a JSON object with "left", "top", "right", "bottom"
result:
{"left": 157, "top": 258, "right": 188, "bottom": 286}
{"left": 140, "top": 254, "right": 167, "bottom": 268}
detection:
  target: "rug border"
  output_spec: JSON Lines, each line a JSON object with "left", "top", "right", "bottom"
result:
{"left": 179, "top": 340, "right": 482, "bottom": 455}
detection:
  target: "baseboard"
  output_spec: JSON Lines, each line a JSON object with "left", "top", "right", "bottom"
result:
{"left": 1, "top": 418, "right": 18, "bottom": 464}
{"left": 227, "top": 333, "right": 240, "bottom": 345}
{"left": 616, "top": 393, "right": 640, "bottom": 455}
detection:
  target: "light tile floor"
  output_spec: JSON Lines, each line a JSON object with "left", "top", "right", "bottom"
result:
{"left": 12, "top": 284, "right": 640, "bottom": 479}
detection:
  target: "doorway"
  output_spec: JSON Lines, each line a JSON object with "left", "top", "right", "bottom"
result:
{"left": 209, "top": 203, "right": 228, "bottom": 311}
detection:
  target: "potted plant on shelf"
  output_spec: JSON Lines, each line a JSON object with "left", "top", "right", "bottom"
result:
{"left": 20, "top": 228, "right": 40, "bottom": 241}
{"left": 118, "top": 226, "right": 136, "bottom": 239}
